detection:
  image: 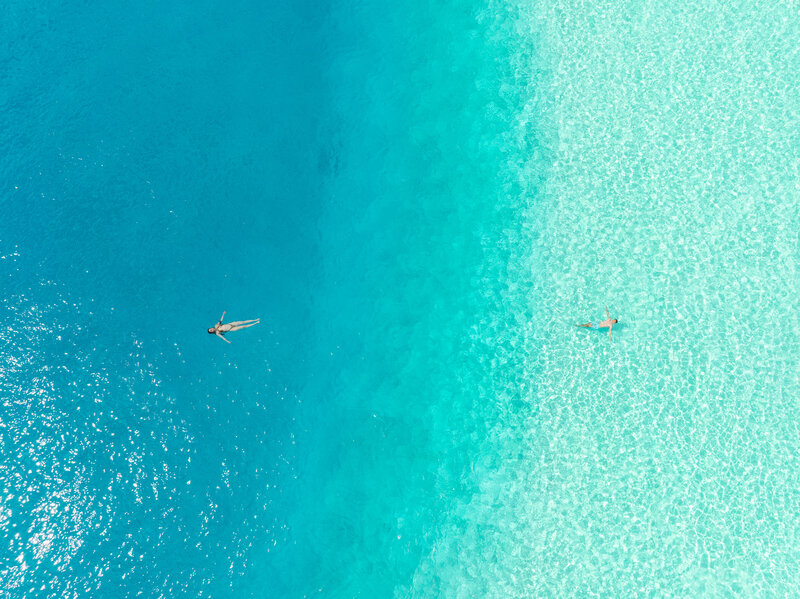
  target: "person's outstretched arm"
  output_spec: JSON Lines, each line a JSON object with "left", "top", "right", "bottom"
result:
{"left": 608, "top": 323, "right": 613, "bottom": 340}
{"left": 218, "top": 311, "right": 226, "bottom": 325}
{"left": 606, "top": 307, "right": 610, "bottom": 319}
{"left": 216, "top": 332, "right": 231, "bottom": 344}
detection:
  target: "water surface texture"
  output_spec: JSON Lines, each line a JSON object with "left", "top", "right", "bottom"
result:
{"left": 2, "top": 0, "right": 799, "bottom": 597}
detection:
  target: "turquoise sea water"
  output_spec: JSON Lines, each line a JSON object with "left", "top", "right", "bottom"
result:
{"left": 2, "top": 0, "right": 800, "bottom": 596}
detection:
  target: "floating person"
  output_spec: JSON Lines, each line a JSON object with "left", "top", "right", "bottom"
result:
{"left": 576, "top": 307, "right": 618, "bottom": 340}
{"left": 208, "top": 311, "right": 260, "bottom": 344}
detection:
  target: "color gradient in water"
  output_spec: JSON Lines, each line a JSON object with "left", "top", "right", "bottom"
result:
{"left": 2, "top": 0, "right": 799, "bottom": 597}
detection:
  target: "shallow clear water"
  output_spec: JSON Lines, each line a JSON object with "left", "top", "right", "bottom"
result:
{"left": 2, "top": 0, "right": 799, "bottom": 596}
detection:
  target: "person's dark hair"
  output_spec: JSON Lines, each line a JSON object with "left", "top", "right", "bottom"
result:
{"left": 613, "top": 319, "right": 619, "bottom": 324}
{"left": 208, "top": 328, "right": 215, "bottom": 334}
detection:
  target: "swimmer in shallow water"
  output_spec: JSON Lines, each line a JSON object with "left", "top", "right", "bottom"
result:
{"left": 208, "top": 311, "right": 260, "bottom": 344}
{"left": 576, "top": 307, "right": 618, "bottom": 340}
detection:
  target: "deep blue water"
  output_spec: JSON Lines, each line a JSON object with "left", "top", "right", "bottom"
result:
{"left": 2, "top": 1, "right": 327, "bottom": 596}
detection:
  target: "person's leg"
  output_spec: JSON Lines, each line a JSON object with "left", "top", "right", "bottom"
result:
{"left": 227, "top": 319, "right": 260, "bottom": 327}
{"left": 230, "top": 321, "right": 260, "bottom": 331}
{"left": 576, "top": 323, "right": 592, "bottom": 327}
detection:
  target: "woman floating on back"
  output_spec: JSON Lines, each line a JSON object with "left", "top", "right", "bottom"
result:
{"left": 208, "top": 311, "right": 260, "bottom": 344}
{"left": 576, "top": 307, "right": 618, "bottom": 340}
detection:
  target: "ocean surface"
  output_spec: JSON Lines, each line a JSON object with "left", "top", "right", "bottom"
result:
{"left": 2, "top": 0, "right": 799, "bottom": 596}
